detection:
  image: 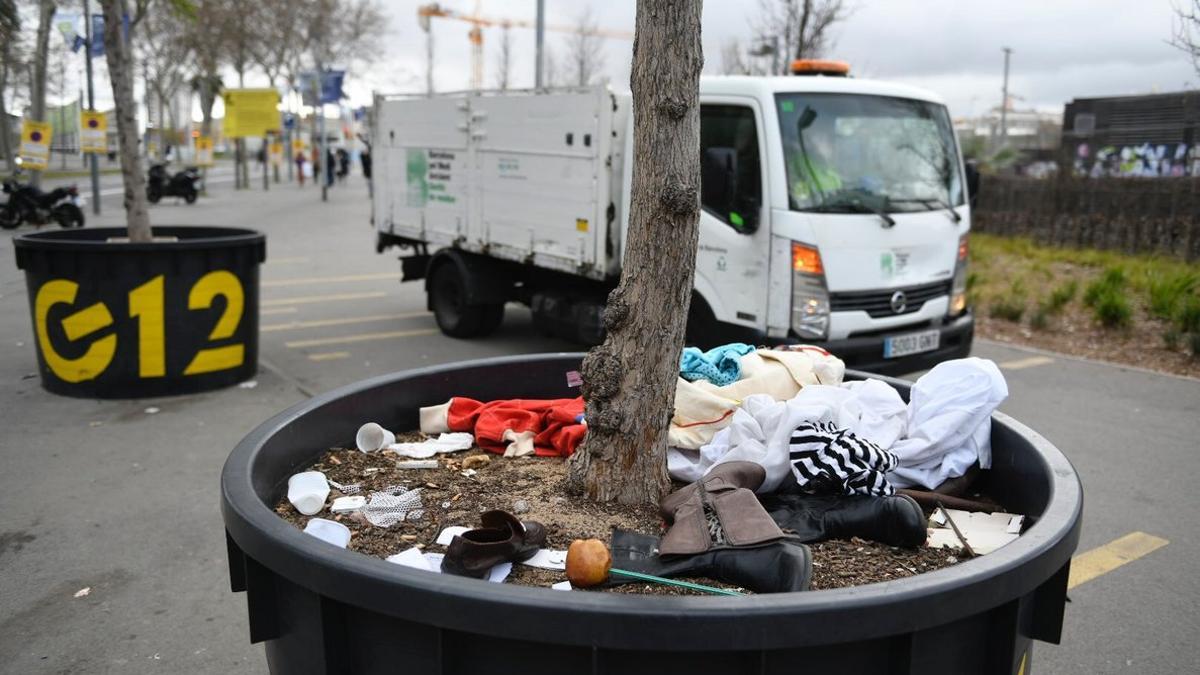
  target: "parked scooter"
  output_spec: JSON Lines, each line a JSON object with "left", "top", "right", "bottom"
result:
{"left": 0, "top": 172, "right": 86, "bottom": 229}
{"left": 147, "top": 162, "right": 201, "bottom": 204}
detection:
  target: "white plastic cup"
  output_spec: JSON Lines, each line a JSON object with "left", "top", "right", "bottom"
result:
{"left": 356, "top": 422, "right": 396, "bottom": 452}
{"left": 303, "top": 518, "right": 352, "bottom": 548}
{"left": 287, "top": 471, "right": 330, "bottom": 515}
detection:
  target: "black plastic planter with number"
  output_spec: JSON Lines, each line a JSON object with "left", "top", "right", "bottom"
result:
{"left": 14, "top": 226, "right": 265, "bottom": 398}
{"left": 221, "top": 354, "right": 1083, "bottom": 675}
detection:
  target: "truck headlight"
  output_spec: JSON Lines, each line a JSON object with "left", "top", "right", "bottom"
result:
{"left": 949, "top": 234, "right": 968, "bottom": 317}
{"left": 791, "top": 242, "right": 829, "bottom": 339}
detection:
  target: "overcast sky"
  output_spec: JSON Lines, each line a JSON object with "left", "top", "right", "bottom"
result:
{"left": 344, "top": 0, "right": 1198, "bottom": 118}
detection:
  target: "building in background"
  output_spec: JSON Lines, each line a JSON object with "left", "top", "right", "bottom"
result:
{"left": 1062, "top": 90, "right": 1200, "bottom": 178}
{"left": 954, "top": 106, "right": 1062, "bottom": 177}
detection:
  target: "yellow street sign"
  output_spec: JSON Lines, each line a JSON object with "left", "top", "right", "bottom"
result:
{"left": 80, "top": 111, "right": 107, "bottom": 153}
{"left": 195, "top": 136, "right": 214, "bottom": 167}
{"left": 268, "top": 141, "right": 284, "bottom": 167}
{"left": 223, "top": 88, "right": 280, "bottom": 138}
{"left": 20, "top": 120, "right": 53, "bottom": 170}
{"left": 291, "top": 139, "right": 307, "bottom": 154}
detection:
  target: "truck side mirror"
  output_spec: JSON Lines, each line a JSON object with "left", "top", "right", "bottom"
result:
{"left": 965, "top": 161, "right": 980, "bottom": 208}
{"left": 702, "top": 147, "right": 757, "bottom": 233}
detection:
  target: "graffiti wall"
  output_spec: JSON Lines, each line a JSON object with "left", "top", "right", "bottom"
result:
{"left": 1072, "top": 141, "right": 1200, "bottom": 178}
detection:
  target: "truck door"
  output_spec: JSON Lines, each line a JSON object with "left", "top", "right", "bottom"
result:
{"left": 380, "top": 97, "right": 471, "bottom": 247}
{"left": 695, "top": 101, "right": 771, "bottom": 332}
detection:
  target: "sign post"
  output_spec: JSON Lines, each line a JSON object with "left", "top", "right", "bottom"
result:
{"left": 20, "top": 121, "right": 53, "bottom": 171}
{"left": 195, "top": 136, "right": 214, "bottom": 167}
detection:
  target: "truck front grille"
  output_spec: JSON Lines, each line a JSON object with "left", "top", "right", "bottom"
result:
{"left": 829, "top": 281, "right": 951, "bottom": 318}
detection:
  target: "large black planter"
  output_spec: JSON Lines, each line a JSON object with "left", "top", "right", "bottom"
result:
{"left": 14, "top": 226, "right": 265, "bottom": 398}
{"left": 221, "top": 354, "right": 1083, "bottom": 675}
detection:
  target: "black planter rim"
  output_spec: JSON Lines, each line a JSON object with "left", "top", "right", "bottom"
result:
{"left": 13, "top": 225, "right": 264, "bottom": 258}
{"left": 221, "top": 353, "right": 1083, "bottom": 651}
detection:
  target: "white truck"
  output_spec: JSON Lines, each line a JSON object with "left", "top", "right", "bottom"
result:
{"left": 372, "top": 62, "right": 975, "bottom": 374}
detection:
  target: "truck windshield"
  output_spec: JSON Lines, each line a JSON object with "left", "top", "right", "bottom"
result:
{"left": 776, "top": 93, "right": 963, "bottom": 214}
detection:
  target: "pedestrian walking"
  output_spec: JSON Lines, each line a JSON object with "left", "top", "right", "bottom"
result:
{"left": 360, "top": 145, "right": 373, "bottom": 198}
{"left": 295, "top": 152, "right": 307, "bottom": 187}
{"left": 326, "top": 147, "right": 336, "bottom": 188}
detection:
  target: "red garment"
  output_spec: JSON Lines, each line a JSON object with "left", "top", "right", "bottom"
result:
{"left": 446, "top": 397, "right": 586, "bottom": 457}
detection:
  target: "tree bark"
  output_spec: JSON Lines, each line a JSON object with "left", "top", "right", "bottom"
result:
{"left": 30, "top": 0, "right": 55, "bottom": 187}
{"left": 0, "top": 45, "right": 14, "bottom": 170}
{"left": 567, "top": 0, "right": 704, "bottom": 505}
{"left": 101, "top": 0, "right": 152, "bottom": 241}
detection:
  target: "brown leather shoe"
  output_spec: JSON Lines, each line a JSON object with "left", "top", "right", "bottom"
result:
{"left": 441, "top": 510, "right": 547, "bottom": 578}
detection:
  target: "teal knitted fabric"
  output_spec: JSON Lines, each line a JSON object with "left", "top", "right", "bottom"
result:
{"left": 679, "top": 343, "right": 756, "bottom": 386}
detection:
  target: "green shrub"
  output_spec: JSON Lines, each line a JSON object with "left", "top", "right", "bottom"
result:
{"left": 1092, "top": 286, "right": 1132, "bottom": 328}
{"left": 1147, "top": 271, "right": 1197, "bottom": 320}
{"left": 989, "top": 280, "right": 1027, "bottom": 322}
{"left": 1084, "top": 267, "right": 1126, "bottom": 307}
{"left": 1177, "top": 295, "right": 1200, "bottom": 334}
{"left": 1163, "top": 329, "right": 1181, "bottom": 350}
{"left": 1043, "top": 280, "right": 1078, "bottom": 315}
{"left": 966, "top": 271, "right": 980, "bottom": 293}
{"left": 1030, "top": 306, "right": 1050, "bottom": 330}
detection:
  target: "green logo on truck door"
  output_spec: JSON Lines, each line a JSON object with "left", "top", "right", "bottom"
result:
{"left": 406, "top": 149, "right": 428, "bottom": 207}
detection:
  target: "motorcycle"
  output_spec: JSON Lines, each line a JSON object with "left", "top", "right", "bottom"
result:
{"left": 147, "top": 163, "right": 201, "bottom": 204}
{"left": 0, "top": 173, "right": 86, "bottom": 230}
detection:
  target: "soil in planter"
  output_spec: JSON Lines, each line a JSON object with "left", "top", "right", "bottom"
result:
{"left": 274, "top": 435, "right": 963, "bottom": 595}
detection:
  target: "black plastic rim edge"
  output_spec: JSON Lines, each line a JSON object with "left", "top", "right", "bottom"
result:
{"left": 14, "top": 226, "right": 265, "bottom": 253}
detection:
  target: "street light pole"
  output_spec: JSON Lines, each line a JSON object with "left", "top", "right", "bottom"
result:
{"left": 83, "top": 0, "right": 101, "bottom": 215}
{"left": 1000, "top": 47, "right": 1012, "bottom": 141}
{"left": 535, "top": 0, "right": 545, "bottom": 88}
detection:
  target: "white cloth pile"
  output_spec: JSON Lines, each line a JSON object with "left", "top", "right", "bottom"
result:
{"left": 668, "top": 358, "right": 1008, "bottom": 491}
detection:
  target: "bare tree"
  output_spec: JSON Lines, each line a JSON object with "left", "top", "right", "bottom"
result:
{"left": 566, "top": 7, "right": 606, "bottom": 86}
{"left": 493, "top": 24, "right": 513, "bottom": 91}
{"left": 568, "top": 0, "right": 704, "bottom": 504}
{"left": 185, "top": 0, "right": 228, "bottom": 137}
{"left": 99, "top": 0, "right": 156, "bottom": 241}
{"left": 0, "top": 0, "right": 23, "bottom": 168}
{"left": 28, "top": 0, "right": 55, "bottom": 186}
{"left": 1170, "top": 1, "right": 1200, "bottom": 75}
{"left": 139, "top": 4, "right": 193, "bottom": 158}
{"left": 754, "top": 0, "right": 849, "bottom": 74}
{"left": 251, "top": 0, "right": 303, "bottom": 87}
{"left": 720, "top": 38, "right": 774, "bottom": 76}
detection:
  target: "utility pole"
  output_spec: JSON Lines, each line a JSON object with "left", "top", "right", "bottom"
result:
{"left": 1000, "top": 47, "right": 1012, "bottom": 141}
{"left": 535, "top": 0, "right": 545, "bottom": 88}
{"left": 83, "top": 0, "right": 101, "bottom": 215}
{"left": 59, "top": 56, "right": 67, "bottom": 169}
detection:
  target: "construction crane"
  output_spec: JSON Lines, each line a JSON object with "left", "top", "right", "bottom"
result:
{"left": 417, "top": 2, "right": 634, "bottom": 91}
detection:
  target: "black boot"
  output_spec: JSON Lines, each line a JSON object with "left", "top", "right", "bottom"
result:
{"left": 608, "top": 530, "right": 812, "bottom": 594}
{"left": 760, "top": 492, "right": 927, "bottom": 548}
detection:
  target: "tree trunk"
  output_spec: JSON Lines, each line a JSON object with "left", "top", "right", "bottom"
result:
{"left": 567, "top": 0, "right": 704, "bottom": 505}
{"left": 101, "top": 0, "right": 152, "bottom": 241}
{"left": 0, "top": 49, "right": 14, "bottom": 169}
{"left": 30, "top": 0, "right": 55, "bottom": 187}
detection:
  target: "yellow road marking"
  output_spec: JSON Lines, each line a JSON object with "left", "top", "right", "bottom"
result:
{"left": 308, "top": 351, "right": 350, "bottom": 362}
{"left": 262, "top": 272, "right": 399, "bottom": 288}
{"left": 266, "top": 256, "right": 310, "bottom": 265}
{"left": 285, "top": 328, "right": 440, "bottom": 349}
{"left": 261, "top": 307, "right": 298, "bottom": 316}
{"left": 261, "top": 291, "right": 386, "bottom": 307}
{"left": 999, "top": 356, "right": 1055, "bottom": 370}
{"left": 262, "top": 312, "right": 431, "bottom": 333}
{"left": 1068, "top": 532, "right": 1169, "bottom": 590}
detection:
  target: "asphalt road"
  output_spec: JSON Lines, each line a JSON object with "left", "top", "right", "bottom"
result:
{"left": 0, "top": 176, "right": 1196, "bottom": 674}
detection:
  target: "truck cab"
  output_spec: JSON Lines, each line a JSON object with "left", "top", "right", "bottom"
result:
{"left": 373, "top": 61, "right": 973, "bottom": 375}
{"left": 686, "top": 66, "right": 973, "bottom": 373}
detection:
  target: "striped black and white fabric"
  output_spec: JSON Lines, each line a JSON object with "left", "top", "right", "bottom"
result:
{"left": 788, "top": 422, "right": 899, "bottom": 497}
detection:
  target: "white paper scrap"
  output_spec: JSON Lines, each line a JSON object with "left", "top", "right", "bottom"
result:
{"left": 1006, "top": 515, "right": 1025, "bottom": 534}
{"left": 519, "top": 549, "right": 568, "bottom": 571}
{"left": 396, "top": 460, "right": 439, "bottom": 470}
{"left": 436, "top": 526, "right": 471, "bottom": 546}
{"left": 331, "top": 496, "right": 366, "bottom": 513}
{"left": 388, "top": 433, "right": 475, "bottom": 459}
{"left": 551, "top": 581, "right": 573, "bottom": 591}
{"left": 387, "top": 546, "right": 433, "bottom": 571}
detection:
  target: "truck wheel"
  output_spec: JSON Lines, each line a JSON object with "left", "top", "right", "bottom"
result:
{"left": 429, "top": 264, "right": 505, "bottom": 338}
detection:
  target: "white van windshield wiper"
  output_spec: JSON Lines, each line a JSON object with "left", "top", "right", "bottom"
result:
{"left": 892, "top": 197, "right": 962, "bottom": 223}
{"left": 811, "top": 193, "right": 896, "bottom": 228}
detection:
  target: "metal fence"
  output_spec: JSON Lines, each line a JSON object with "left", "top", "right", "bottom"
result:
{"left": 972, "top": 176, "right": 1200, "bottom": 261}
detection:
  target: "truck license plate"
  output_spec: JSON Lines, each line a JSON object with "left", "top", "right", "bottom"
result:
{"left": 883, "top": 329, "right": 940, "bottom": 358}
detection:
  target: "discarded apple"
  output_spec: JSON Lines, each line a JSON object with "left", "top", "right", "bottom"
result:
{"left": 565, "top": 538, "right": 612, "bottom": 588}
